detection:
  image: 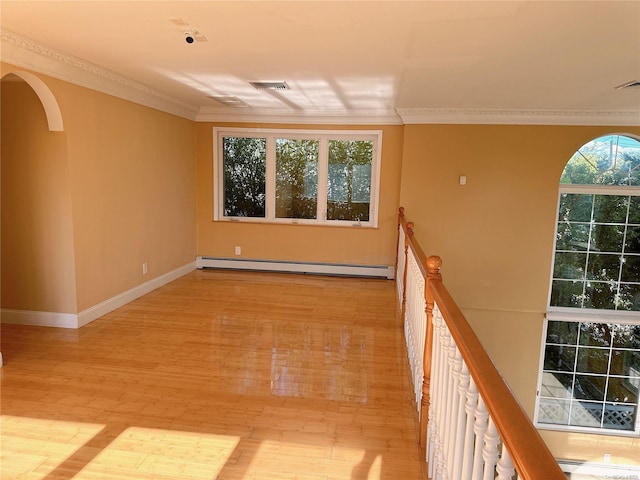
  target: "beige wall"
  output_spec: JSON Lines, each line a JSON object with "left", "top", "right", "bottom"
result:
{"left": 59, "top": 82, "right": 197, "bottom": 311}
{"left": 1, "top": 78, "right": 77, "bottom": 313}
{"left": 400, "top": 124, "right": 640, "bottom": 465}
{"left": 1, "top": 65, "right": 197, "bottom": 313}
{"left": 196, "top": 122, "right": 404, "bottom": 267}
{"left": 2, "top": 61, "right": 638, "bottom": 465}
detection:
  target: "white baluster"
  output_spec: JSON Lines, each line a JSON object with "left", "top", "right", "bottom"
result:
{"left": 441, "top": 324, "right": 456, "bottom": 478}
{"left": 451, "top": 360, "right": 470, "bottom": 479}
{"left": 405, "top": 249, "right": 425, "bottom": 410}
{"left": 471, "top": 396, "right": 489, "bottom": 480}
{"left": 447, "top": 346, "right": 463, "bottom": 476}
{"left": 482, "top": 418, "right": 500, "bottom": 480}
{"left": 427, "top": 305, "right": 442, "bottom": 477}
{"left": 460, "top": 377, "right": 478, "bottom": 480}
{"left": 416, "top": 265, "right": 425, "bottom": 408}
{"left": 432, "top": 305, "right": 448, "bottom": 479}
{"left": 405, "top": 252, "right": 416, "bottom": 402}
{"left": 437, "top": 318, "right": 453, "bottom": 479}
{"left": 496, "top": 444, "right": 516, "bottom": 480}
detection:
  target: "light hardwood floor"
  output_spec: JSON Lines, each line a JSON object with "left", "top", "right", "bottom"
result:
{"left": 1, "top": 270, "right": 424, "bottom": 480}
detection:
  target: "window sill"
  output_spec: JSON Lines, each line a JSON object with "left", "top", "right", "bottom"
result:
{"left": 213, "top": 217, "right": 378, "bottom": 228}
{"left": 535, "top": 421, "right": 640, "bottom": 438}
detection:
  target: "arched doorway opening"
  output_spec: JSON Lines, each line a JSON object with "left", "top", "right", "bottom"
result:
{"left": 1, "top": 71, "right": 75, "bottom": 368}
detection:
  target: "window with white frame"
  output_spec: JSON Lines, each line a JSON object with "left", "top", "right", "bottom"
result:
{"left": 213, "top": 128, "right": 382, "bottom": 227}
{"left": 535, "top": 134, "right": 640, "bottom": 435}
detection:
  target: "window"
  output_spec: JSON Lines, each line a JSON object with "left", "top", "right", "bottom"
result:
{"left": 214, "top": 128, "right": 382, "bottom": 227}
{"left": 535, "top": 134, "right": 640, "bottom": 435}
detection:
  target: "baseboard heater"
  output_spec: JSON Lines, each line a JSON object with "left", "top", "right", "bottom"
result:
{"left": 558, "top": 460, "right": 640, "bottom": 479}
{"left": 196, "top": 256, "right": 395, "bottom": 279}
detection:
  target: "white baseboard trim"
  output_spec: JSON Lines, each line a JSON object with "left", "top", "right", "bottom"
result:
{"left": 1, "top": 309, "right": 78, "bottom": 328}
{"left": 1, "top": 261, "right": 196, "bottom": 329}
{"left": 196, "top": 256, "right": 395, "bottom": 279}
{"left": 77, "top": 262, "right": 196, "bottom": 327}
{"left": 558, "top": 460, "right": 640, "bottom": 478}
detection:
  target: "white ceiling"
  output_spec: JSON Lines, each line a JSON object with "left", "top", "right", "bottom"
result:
{"left": 1, "top": 1, "right": 639, "bottom": 125}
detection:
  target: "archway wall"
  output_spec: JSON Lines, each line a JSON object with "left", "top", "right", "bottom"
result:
{"left": 1, "top": 70, "right": 78, "bottom": 315}
{"left": 1, "top": 63, "right": 197, "bottom": 317}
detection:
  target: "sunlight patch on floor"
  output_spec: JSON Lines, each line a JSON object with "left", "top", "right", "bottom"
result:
{"left": 0, "top": 415, "right": 105, "bottom": 479}
{"left": 74, "top": 427, "right": 240, "bottom": 479}
{"left": 1, "top": 416, "right": 241, "bottom": 480}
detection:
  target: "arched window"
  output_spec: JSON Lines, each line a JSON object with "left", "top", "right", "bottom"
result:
{"left": 535, "top": 134, "right": 640, "bottom": 435}
{"left": 551, "top": 134, "right": 640, "bottom": 310}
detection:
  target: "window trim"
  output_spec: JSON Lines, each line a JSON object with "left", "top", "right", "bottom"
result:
{"left": 534, "top": 314, "right": 640, "bottom": 437}
{"left": 212, "top": 127, "right": 383, "bottom": 227}
{"left": 536, "top": 133, "right": 640, "bottom": 436}
{"left": 546, "top": 184, "right": 640, "bottom": 314}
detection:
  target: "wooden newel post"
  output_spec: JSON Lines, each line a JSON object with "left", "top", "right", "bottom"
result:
{"left": 406, "top": 221, "right": 414, "bottom": 238}
{"left": 420, "top": 255, "right": 442, "bottom": 450}
{"left": 395, "top": 207, "right": 405, "bottom": 268}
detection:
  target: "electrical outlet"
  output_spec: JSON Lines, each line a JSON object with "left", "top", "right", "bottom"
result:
{"left": 142, "top": 262, "right": 148, "bottom": 275}
{"left": 234, "top": 246, "right": 241, "bottom": 256}
{"left": 603, "top": 454, "right": 611, "bottom": 463}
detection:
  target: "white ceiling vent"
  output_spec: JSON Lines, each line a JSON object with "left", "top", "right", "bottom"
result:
{"left": 169, "top": 17, "right": 190, "bottom": 26}
{"left": 206, "top": 95, "right": 249, "bottom": 107}
{"left": 249, "top": 81, "right": 289, "bottom": 90}
{"left": 615, "top": 80, "right": 640, "bottom": 90}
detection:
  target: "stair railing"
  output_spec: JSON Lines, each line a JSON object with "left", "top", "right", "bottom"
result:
{"left": 396, "top": 207, "right": 565, "bottom": 480}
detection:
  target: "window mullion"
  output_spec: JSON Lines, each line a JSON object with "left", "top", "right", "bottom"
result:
{"left": 265, "top": 136, "right": 276, "bottom": 221}
{"left": 317, "top": 138, "right": 328, "bottom": 222}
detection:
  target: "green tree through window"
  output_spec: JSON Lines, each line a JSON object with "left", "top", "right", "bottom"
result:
{"left": 215, "top": 128, "right": 381, "bottom": 226}
{"left": 222, "top": 136, "right": 266, "bottom": 217}
{"left": 536, "top": 134, "right": 640, "bottom": 435}
{"left": 275, "top": 138, "right": 319, "bottom": 219}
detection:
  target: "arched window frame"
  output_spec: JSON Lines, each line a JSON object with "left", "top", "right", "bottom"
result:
{"left": 535, "top": 134, "right": 640, "bottom": 437}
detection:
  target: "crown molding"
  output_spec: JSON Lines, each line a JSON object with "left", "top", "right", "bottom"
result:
{"left": 196, "top": 106, "right": 403, "bottom": 125}
{"left": 0, "top": 29, "right": 199, "bottom": 120}
{"left": 397, "top": 107, "right": 640, "bottom": 126}
{"left": 2, "top": 29, "right": 637, "bottom": 127}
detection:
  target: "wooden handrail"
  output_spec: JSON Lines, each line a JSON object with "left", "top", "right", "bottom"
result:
{"left": 429, "top": 277, "right": 564, "bottom": 479}
{"left": 398, "top": 207, "right": 428, "bottom": 277}
{"left": 396, "top": 207, "right": 565, "bottom": 480}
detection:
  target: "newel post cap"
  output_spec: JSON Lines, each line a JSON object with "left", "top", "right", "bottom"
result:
{"left": 406, "top": 221, "right": 415, "bottom": 235}
{"left": 426, "top": 256, "right": 442, "bottom": 276}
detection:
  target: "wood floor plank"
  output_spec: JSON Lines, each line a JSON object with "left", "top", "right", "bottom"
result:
{"left": 1, "top": 270, "right": 424, "bottom": 479}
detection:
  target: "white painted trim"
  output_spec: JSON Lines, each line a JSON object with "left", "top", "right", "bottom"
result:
{"left": 1, "top": 309, "right": 79, "bottom": 328}
{"left": 1, "top": 29, "right": 198, "bottom": 121}
{"left": 77, "top": 262, "right": 196, "bottom": 327}
{"left": 7, "top": 28, "right": 638, "bottom": 126}
{"left": 3, "top": 70, "right": 64, "bottom": 131}
{"left": 212, "top": 127, "right": 383, "bottom": 227}
{"left": 197, "top": 107, "right": 403, "bottom": 125}
{"left": 196, "top": 256, "right": 395, "bottom": 279}
{"left": 396, "top": 107, "right": 640, "bottom": 127}
{"left": 1, "top": 262, "right": 196, "bottom": 329}
{"left": 558, "top": 460, "right": 640, "bottom": 478}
